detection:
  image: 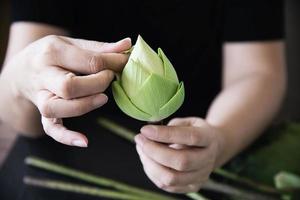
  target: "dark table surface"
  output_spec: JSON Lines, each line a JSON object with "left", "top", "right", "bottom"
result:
{"left": 0, "top": 113, "right": 192, "bottom": 200}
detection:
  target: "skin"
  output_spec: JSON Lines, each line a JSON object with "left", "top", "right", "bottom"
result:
{"left": 0, "top": 22, "right": 286, "bottom": 193}
{"left": 0, "top": 22, "right": 132, "bottom": 146}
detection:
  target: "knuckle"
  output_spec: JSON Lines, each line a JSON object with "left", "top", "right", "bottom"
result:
{"left": 39, "top": 101, "right": 53, "bottom": 118}
{"left": 42, "top": 118, "right": 65, "bottom": 143}
{"left": 37, "top": 35, "right": 60, "bottom": 63}
{"left": 53, "top": 131, "right": 64, "bottom": 144}
{"left": 161, "top": 185, "right": 179, "bottom": 193}
{"left": 44, "top": 127, "right": 53, "bottom": 139}
{"left": 175, "top": 154, "right": 190, "bottom": 171}
{"left": 141, "top": 141, "right": 151, "bottom": 153}
{"left": 75, "top": 101, "right": 91, "bottom": 115}
{"left": 42, "top": 122, "right": 51, "bottom": 135}
{"left": 103, "top": 70, "right": 114, "bottom": 82}
{"left": 119, "top": 54, "right": 128, "bottom": 66}
{"left": 99, "top": 70, "right": 114, "bottom": 89}
{"left": 204, "top": 174, "right": 210, "bottom": 182}
{"left": 101, "top": 42, "right": 109, "bottom": 49}
{"left": 187, "top": 184, "right": 199, "bottom": 193}
{"left": 155, "top": 181, "right": 165, "bottom": 190}
{"left": 42, "top": 35, "right": 59, "bottom": 53}
{"left": 206, "top": 150, "right": 216, "bottom": 167}
{"left": 163, "top": 127, "right": 172, "bottom": 141}
{"left": 88, "top": 54, "right": 102, "bottom": 73}
{"left": 59, "top": 73, "right": 75, "bottom": 99}
{"left": 170, "top": 118, "right": 180, "bottom": 124}
{"left": 44, "top": 35, "right": 59, "bottom": 43}
{"left": 162, "top": 172, "right": 178, "bottom": 187}
{"left": 188, "top": 130, "right": 200, "bottom": 146}
{"left": 194, "top": 118, "right": 206, "bottom": 127}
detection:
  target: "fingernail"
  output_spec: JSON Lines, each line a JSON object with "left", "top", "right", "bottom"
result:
{"left": 72, "top": 140, "right": 87, "bottom": 147}
{"left": 93, "top": 94, "right": 108, "bottom": 107}
{"left": 118, "top": 37, "right": 131, "bottom": 44}
{"left": 141, "top": 125, "right": 155, "bottom": 136}
{"left": 134, "top": 134, "right": 145, "bottom": 145}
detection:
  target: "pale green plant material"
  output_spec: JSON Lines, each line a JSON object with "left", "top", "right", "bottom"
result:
{"left": 24, "top": 176, "right": 144, "bottom": 200}
{"left": 112, "top": 35, "right": 185, "bottom": 122}
{"left": 25, "top": 156, "right": 178, "bottom": 200}
{"left": 274, "top": 171, "right": 300, "bottom": 190}
{"left": 274, "top": 171, "right": 300, "bottom": 200}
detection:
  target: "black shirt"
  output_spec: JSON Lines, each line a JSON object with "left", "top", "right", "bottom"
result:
{"left": 11, "top": 0, "right": 284, "bottom": 118}
{"left": 0, "top": 0, "right": 284, "bottom": 199}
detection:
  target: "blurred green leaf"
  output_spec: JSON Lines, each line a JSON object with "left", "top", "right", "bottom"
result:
{"left": 226, "top": 122, "right": 300, "bottom": 186}
{"left": 275, "top": 171, "right": 300, "bottom": 190}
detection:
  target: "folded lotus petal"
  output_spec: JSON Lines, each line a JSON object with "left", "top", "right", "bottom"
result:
{"left": 121, "top": 59, "right": 150, "bottom": 97}
{"left": 130, "top": 35, "right": 164, "bottom": 76}
{"left": 112, "top": 35, "right": 185, "bottom": 122}
{"left": 158, "top": 82, "right": 185, "bottom": 120}
{"left": 112, "top": 81, "right": 151, "bottom": 121}
{"left": 130, "top": 73, "right": 178, "bottom": 121}
{"left": 158, "top": 48, "right": 179, "bottom": 83}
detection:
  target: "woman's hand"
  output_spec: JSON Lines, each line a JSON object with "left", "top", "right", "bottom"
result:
{"left": 135, "top": 117, "right": 225, "bottom": 193}
{"left": 1, "top": 35, "right": 131, "bottom": 147}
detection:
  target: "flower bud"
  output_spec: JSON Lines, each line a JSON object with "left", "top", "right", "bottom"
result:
{"left": 112, "top": 35, "right": 185, "bottom": 122}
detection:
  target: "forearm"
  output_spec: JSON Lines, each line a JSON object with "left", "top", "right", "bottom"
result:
{"left": 206, "top": 71, "right": 286, "bottom": 167}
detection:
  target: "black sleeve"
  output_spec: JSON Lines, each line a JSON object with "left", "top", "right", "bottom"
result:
{"left": 223, "top": 0, "right": 284, "bottom": 42}
{"left": 11, "top": 0, "right": 74, "bottom": 31}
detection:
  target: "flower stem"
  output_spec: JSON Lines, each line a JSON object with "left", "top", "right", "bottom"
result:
{"left": 24, "top": 176, "right": 145, "bottom": 200}
{"left": 186, "top": 192, "right": 210, "bottom": 200}
{"left": 25, "top": 156, "right": 179, "bottom": 200}
{"left": 214, "top": 168, "right": 281, "bottom": 194}
{"left": 97, "top": 117, "right": 135, "bottom": 142}
{"left": 203, "top": 179, "right": 279, "bottom": 200}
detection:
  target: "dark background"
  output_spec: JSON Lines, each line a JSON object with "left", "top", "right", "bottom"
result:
{"left": 282, "top": 0, "right": 300, "bottom": 121}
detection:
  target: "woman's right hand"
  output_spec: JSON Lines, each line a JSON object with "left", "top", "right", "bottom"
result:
{"left": 0, "top": 35, "right": 131, "bottom": 147}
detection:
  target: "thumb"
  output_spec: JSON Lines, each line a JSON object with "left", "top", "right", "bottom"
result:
{"left": 100, "top": 38, "right": 132, "bottom": 53}
{"left": 167, "top": 117, "right": 199, "bottom": 126}
{"left": 59, "top": 36, "right": 132, "bottom": 53}
{"left": 168, "top": 117, "right": 200, "bottom": 149}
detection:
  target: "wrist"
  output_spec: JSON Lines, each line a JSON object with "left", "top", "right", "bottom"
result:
{"left": 208, "top": 123, "right": 230, "bottom": 169}
{"left": 0, "top": 75, "right": 42, "bottom": 135}
{"left": 1, "top": 59, "right": 26, "bottom": 100}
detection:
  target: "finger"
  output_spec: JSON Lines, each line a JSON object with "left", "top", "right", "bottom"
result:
{"left": 140, "top": 125, "right": 211, "bottom": 147}
{"left": 167, "top": 119, "right": 191, "bottom": 150}
{"left": 136, "top": 145, "right": 165, "bottom": 190}
{"left": 41, "top": 116, "right": 88, "bottom": 147}
{"left": 59, "top": 36, "right": 132, "bottom": 53}
{"left": 35, "top": 90, "right": 108, "bottom": 118}
{"left": 159, "top": 185, "right": 199, "bottom": 194}
{"left": 168, "top": 117, "right": 200, "bottom": 126}
{"left": 42, "top": 67, "right": 114, "bottom": 99}
{"left": 136, "top": 145, "right": 199, "bottom": 192}
{"left": 45, "top": 42, "right": 129, "bottom": 74}
{"left": 155, "top": 183, "right": 200, "bottom": 194}
{"left": 135, "top": 134, "right": 204, "bottom": 171}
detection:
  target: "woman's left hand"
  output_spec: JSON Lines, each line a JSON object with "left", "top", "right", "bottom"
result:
{"left": 135, "top": 117, "right": 225, "bottom": 193}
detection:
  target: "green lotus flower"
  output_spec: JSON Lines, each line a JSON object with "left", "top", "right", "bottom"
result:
{"left": 112, "top": 35, "right": 185, "bottom": 122}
